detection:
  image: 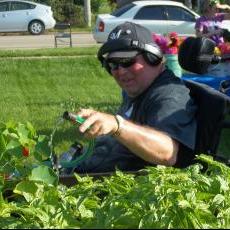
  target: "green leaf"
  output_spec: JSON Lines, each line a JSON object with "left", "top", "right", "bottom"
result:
{"left": 0, "top": 121, "right": 6, "bottom": 130}
{"left": 15, "top": 164, "right": 31, "bottom": 178}
{"left": 26, "top": 121, "right": 37, "bottom": 138}
{"left": 5, "top": 132, "right": 18, "bottom": 140}
{"left": 43, "top": 188, "right": 59, "bottom": 205}
{"left": 13, "top": 180, "right": 39, "bottom": 202}
{"left": 212, "top": 194, "right": 225, "bottom": 206}
{"left": 5, "top": 120, "right": 17, "bottom": 130}
{"left": 29, "top": 165, "right": 58, "bottom": 186}
{"left": 17, "top": 123, "right": 29, "bottom": 139}
{"left": 0, "top": 134, "right": 6, "bottom": 157}
{"left": 0, "top": 175, "right": 4, "bottom": 192}
{"left": 5, "top": 146, "right": 22, "bottom": 158}
{"left": 178, "top": 200, "right": 192, "bottom": 209}
{"left": 216, "top": 176, "right": 229, "bottom": 192}
{"left": 6, "top": 139, "right": 21, "bottom": 150}
{"left": 34, "top": 135, "right": 50, "bottom": 160}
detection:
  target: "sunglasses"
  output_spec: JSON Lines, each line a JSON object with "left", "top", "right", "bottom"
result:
{"left": 106, "top": 56, "right": 138, "bottom": 71}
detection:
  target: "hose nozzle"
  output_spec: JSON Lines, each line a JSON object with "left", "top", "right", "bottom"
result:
{"left": 62, "top": 111, "right": 85, "bottom": 124}
{"left": 63, "top": 111, "right": 72, "bottom": 121}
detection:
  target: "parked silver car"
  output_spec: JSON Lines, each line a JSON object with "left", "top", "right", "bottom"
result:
{"left": 0, "top": 0, "right": 56, "bottom": 35}
{"left": 93, "top": 0, "right": 200, "bottom": 43}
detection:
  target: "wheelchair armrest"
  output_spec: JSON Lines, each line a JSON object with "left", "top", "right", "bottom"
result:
{"left": 220, "top": 79, "right": 230, "bottom": 94}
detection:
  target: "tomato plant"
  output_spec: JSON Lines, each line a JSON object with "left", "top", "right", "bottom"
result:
{"left": 0, "top": 121, "right": 50, "bottom": 180}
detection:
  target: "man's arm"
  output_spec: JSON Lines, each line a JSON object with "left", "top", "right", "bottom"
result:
{"left": 113, "top": 117, "right": 179, "bottom": 166}
{"left": 77, "top": 109, "right": 179, "bottom": 166}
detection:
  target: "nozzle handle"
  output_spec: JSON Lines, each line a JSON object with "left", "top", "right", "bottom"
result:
{"left": 63, "top": 111, "right": 85, "bottom": 124}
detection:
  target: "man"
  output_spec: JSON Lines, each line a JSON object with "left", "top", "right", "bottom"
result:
{"left": 73, "top": 22, "right": 197, "bottom": 173}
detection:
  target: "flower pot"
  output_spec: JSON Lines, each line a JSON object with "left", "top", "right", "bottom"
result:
{"left": 165, "top": 54, "right": 182, "bottom": 78}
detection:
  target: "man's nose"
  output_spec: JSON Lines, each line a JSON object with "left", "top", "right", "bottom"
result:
{"left": 116, "top": 65, "right": 127, "bottom": 74}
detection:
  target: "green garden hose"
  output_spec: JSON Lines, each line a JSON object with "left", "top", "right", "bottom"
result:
{"left": 60, "top": 111, "right": 95, "bottom": 168}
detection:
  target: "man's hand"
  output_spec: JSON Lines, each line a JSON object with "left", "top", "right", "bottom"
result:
{"left": 76, "top": 109, "right": 118, "bottom": 138}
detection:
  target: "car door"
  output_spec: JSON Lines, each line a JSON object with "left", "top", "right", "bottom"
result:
{"left": 0, "top": 1, "right": 35, "bottom": 32}
{"left": 165, "top": 5, "right": 198, "bottom": 36}
{"left": 0, "top": 1, "right": 10, "bottom": 31}
{"left": 133, "top": 5, "right": 168, "bottom": 35}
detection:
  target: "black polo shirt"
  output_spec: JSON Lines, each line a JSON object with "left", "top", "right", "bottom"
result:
{"left": 76, "top": 69, "right": 197, "bottom": 173}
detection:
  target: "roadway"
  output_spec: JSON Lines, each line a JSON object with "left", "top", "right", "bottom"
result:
{"left": 0, "top": 33, "right": 99, "bottom": 49}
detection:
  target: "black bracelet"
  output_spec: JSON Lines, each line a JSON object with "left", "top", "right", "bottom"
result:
{"left": 112, "top": 115, "right": 124, "bottom": 137}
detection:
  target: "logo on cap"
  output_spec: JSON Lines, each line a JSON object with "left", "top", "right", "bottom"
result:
{"left": 109, "top": 29, "right": 132, "bottom": 40}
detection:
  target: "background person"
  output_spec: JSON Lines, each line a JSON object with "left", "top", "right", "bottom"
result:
{"left": 195, "top": 0, "right": 230, "bottom": 45}
{"left": 72, "top": 22, "right": 197, "bottom": 173}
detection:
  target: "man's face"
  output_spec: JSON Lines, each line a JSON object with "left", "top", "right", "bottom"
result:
{"left": 108, "top": 54, "right": 162, "bottom": 97}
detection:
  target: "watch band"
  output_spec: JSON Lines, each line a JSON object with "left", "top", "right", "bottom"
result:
{"left": 113, "top": 115, "right": 124, "bottom": 137}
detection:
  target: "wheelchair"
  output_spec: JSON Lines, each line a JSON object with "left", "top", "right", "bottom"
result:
{"left": 178, "top": 36, "right": 230, "bottom": 165}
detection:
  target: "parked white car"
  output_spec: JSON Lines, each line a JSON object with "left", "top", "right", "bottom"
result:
{"left": 93, "top": 0, "right": 200, "bottom": 43}
{"left": 0, "top": 0, "right": 56, "bottom": 35}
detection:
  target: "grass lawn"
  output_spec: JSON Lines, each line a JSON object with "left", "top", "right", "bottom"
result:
{"left": 0, "top": 47, "right": 229, "bottom": 158}
{"left": 0, "top": 46, "right": 100, "bottom": 58}
{"left": 0, "top": 48, "right": 121, "bottom": 153}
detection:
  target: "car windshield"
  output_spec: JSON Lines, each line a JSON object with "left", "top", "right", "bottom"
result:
{"left": 111, "top": 3, "right": 135, "bottom": 17}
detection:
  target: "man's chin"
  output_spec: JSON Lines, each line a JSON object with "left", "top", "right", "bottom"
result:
{"left": 124, "top": 89, "right": 140, "bottom": 98}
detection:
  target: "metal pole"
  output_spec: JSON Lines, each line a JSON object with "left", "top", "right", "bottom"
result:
{"left": 184, "top": 0, "right": 192, "bottom": 9}
{"left": 84, "top": 0, "right": 91, "bottom": 27}
{"left": 197, "top": 0, "right": 201, "bottom": 13}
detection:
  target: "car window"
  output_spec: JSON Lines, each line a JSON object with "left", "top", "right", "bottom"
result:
{"left": 111, "top": 3, "right": 135, "bottom": 17}
{"left": 9, "top": 1, "right": 36, "bottom": 11}
{"left": 0, "top": 2, "right": 9, "bottom": 12}
{"left": 166, "top": 6, "right": 196, "bottom": 22}
{"left": 134, "top": 6, "right": 165, "bottom": 20}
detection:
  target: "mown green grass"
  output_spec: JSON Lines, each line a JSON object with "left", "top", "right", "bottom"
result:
{"left": 0, "top": 46, "right": 100, "bottom": 58}
{"left": 0, "top": 54, "right": 121, "bottom": 152}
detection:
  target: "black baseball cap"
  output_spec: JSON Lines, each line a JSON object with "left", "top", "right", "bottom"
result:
{"left": 97, "top": 21, "right": 162, "bottom": 62}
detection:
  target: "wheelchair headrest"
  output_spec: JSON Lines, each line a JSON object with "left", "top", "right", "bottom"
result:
{"left": 178, "top": 37, "right": 216, "bottom": 74}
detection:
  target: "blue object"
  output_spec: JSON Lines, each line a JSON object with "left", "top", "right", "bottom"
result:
{"left": 182, "top": 73, "right": 230, "bottom": 97}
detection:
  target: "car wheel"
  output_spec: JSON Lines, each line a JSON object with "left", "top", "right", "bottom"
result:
{"left": 28, "top": 20, "right": 45, "bottom": 35}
